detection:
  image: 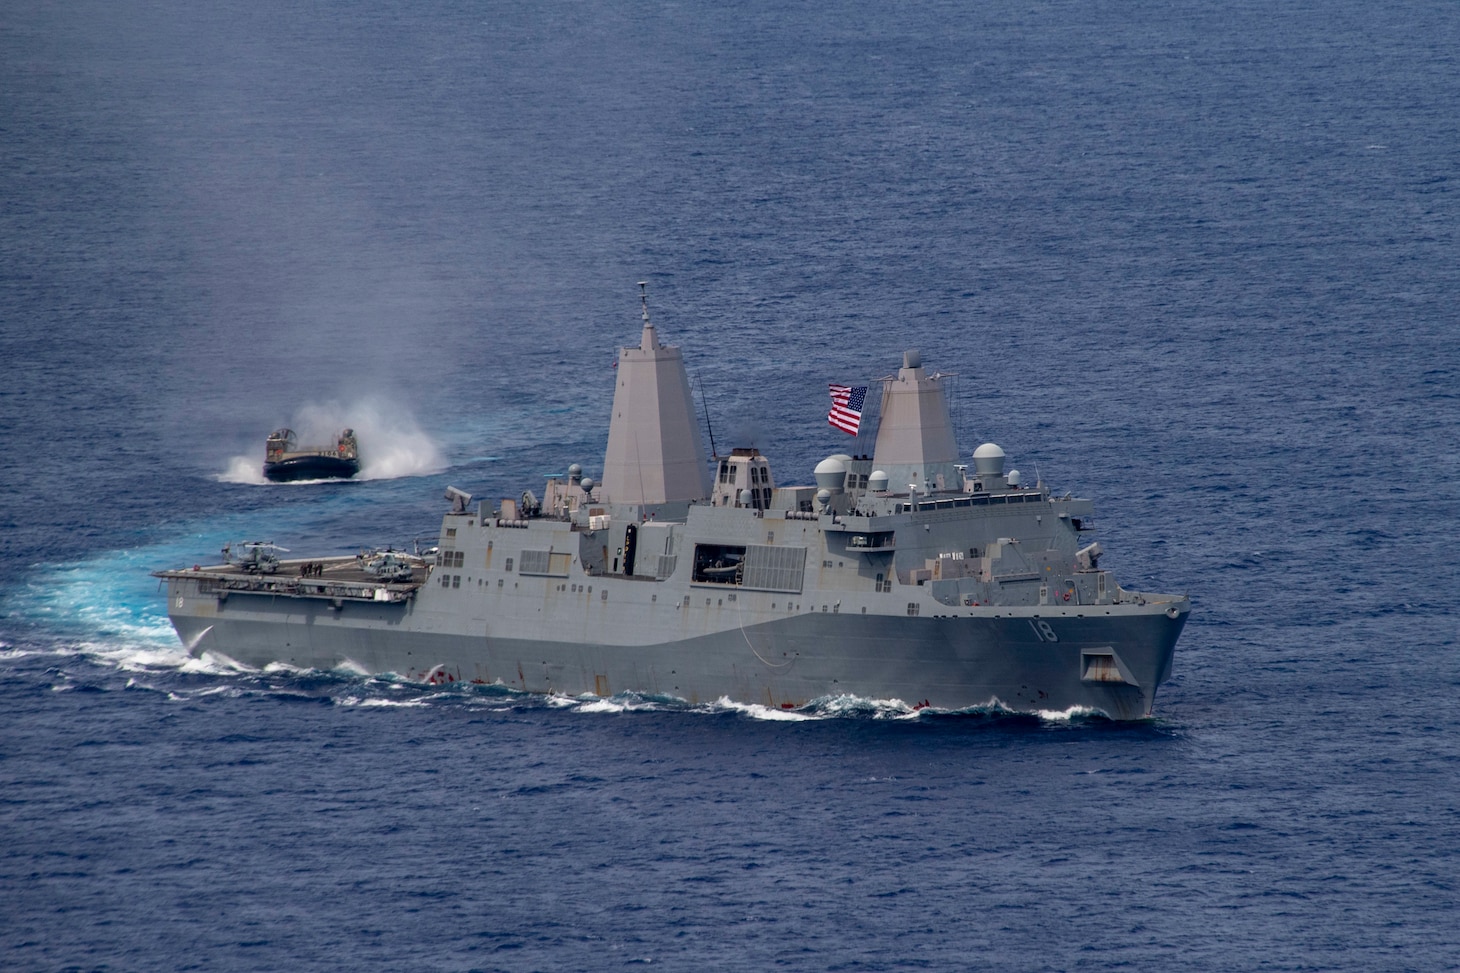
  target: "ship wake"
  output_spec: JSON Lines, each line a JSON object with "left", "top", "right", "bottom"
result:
{"left": 22, "top": 653, "right": 1140, "bottom": 729}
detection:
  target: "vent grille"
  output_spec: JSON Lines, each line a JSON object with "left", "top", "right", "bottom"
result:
{"left": 519, "top": 550, "right": 570, "bottom": 577}
{"left": 741, "top": 545, "right": 806, "bottom": 593}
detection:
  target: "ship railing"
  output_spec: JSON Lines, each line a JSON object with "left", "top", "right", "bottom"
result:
{"left": 174, "top": 571, "right": 420, "bottom": 603}
{"left": 893, "top": 493, "right": 1045, "bottom": 514}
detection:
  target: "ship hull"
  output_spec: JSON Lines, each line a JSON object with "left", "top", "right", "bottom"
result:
{"left": 262, "top": 456, "right": 360, "bottom": 482}
{"left": 163, "top": 575, "right": 1186, "bottom": 719}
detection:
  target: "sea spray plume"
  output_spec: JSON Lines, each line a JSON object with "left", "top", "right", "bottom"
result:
{"left": 217, "top": 396, "right": 446, "bottom": 483}
{"left": 219, "top": 455, "right": 268, "bottom": 485}
{"left": 291, "top": 398, "right": 447, "bottom": 480}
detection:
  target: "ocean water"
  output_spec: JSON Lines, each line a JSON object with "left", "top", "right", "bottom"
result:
{"left": 3, "top": 0, "right": 1458, "bottom": 970}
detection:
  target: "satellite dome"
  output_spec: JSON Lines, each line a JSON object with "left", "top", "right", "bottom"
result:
{"left": 973, "top": 443, "right": 1006, "bottom": 476}
{"left": 568, "top": 463, "right": 582, "bottom": 477}
{"left": 579, "top": 476, "right": 595, "bottom": 492}
{"left": 867, "top": 470, "right": 890, "bottom": 492}
{"left": 738, "top": 489, "right": 754, "bottom": 506}
{"left": 1007, "top": 469, "right": 1022, "bottom": 488}
{"left": 815, "top": 488, "right": 831, "bottom": 508}
{"left": 814, "top": 456, "right": 848, "bottom": 492}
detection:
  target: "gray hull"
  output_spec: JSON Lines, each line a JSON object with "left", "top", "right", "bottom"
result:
{"left": 165, "top": 570, "right": 1186, "bottom": 719}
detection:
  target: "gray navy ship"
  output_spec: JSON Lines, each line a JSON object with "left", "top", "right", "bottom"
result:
{"left": 157, "top": 293, "right": 1190, "bottom": 719}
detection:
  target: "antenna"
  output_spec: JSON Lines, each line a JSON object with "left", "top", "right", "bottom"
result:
{"left": 639, "top": 281, "right": 650, "bottom": 324}
{"left": 946, "top": 373, "right": 961, "bottom": 453}
{"left": 697, "top": 375, "right": 719, "bottom": 460}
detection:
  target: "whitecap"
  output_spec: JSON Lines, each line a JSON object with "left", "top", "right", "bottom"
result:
{"left": 1033, "top": 704, "right": 1110, "bottom": 722}
{"left": 339, "top": 696, "right": 428, "bottom": 708}
{"left": 705, "top": 696, "right": 818, "bottom": 722}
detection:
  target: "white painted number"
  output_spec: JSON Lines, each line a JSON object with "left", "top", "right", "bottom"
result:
{"left": 1029, "top": 619, "right": 1058, "bottom": 643}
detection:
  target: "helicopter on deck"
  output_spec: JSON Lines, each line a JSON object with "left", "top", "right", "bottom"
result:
{"left": 359, "top": 549, "right": 416, "bottom": 583}
{"left": 222, "top": 541, "right": 287, "bottom": 575}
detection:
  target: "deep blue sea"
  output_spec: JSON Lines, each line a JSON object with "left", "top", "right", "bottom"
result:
{"left": 4, "top": 1, "right": 1459, "bottom": 970}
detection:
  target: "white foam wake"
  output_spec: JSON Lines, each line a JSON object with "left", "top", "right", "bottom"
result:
{"left": 705, "top": 696, "right": 819, "bottom": 721}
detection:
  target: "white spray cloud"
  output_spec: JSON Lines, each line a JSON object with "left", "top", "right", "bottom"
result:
{"left": 218, "top": 397, "right": 446, "bottom": 484}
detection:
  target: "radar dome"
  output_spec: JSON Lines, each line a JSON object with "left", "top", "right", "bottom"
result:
{"left": 1007, "top": 469, "right": 1021, "bottom": 488}
{"left": 816, "top": 488, "right": 831, "bottom": 508}
{"left": 814, "top": 456, "right": 848, "bottom": 492}
{"left": 973, "top": 443, "right": 1006, "bottom": 476}
{"left": 867, "top": 470, "right": 890, "bottom": 492}
{"left": 579, "top": 476, "right": 595, "bottom": 492}
{"left": 739, "top": 489, "right": 754, "bottom": 506}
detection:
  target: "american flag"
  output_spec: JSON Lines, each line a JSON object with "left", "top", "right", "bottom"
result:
{"left": 828, "top": 384, "right": 867, "bottom": 435}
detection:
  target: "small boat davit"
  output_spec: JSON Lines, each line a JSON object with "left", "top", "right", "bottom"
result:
{"left": 263, "top": 428, "right": 360, "bottom": 482}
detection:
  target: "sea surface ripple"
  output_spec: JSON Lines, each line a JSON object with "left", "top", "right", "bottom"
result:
{"left": 2, "top": 0, "right": 1458, "bottom": 970}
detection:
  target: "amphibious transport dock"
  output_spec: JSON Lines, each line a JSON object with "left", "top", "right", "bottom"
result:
{"left": 263, "top": 427, "right": 359, "bottom": 482}
{"left": 158, "top": 292, "right": 1189, "bottom": 718}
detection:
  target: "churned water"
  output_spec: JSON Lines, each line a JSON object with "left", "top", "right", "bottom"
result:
{"left": 3, "top": 1, "right": 1458, "bottom": 970}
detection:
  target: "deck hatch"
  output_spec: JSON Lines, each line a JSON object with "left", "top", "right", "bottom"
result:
{"left": 1081, "top": 649, "right": 1134, "bottom": 685}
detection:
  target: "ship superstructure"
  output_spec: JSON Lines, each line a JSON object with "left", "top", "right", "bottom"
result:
{"left": 158, "top": 293, "right": 1188, "bottom": 718}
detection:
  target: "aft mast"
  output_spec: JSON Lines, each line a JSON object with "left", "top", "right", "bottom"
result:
{"left": 870, "top": 349, "right": 962, "bottom": 493}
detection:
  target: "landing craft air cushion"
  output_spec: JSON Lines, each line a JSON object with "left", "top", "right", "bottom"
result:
{"left": 157, "top": 292, "right": 1189, "bottom": 718}
{"left": 263, "top": 427, "right": 360, "bottom": 482}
